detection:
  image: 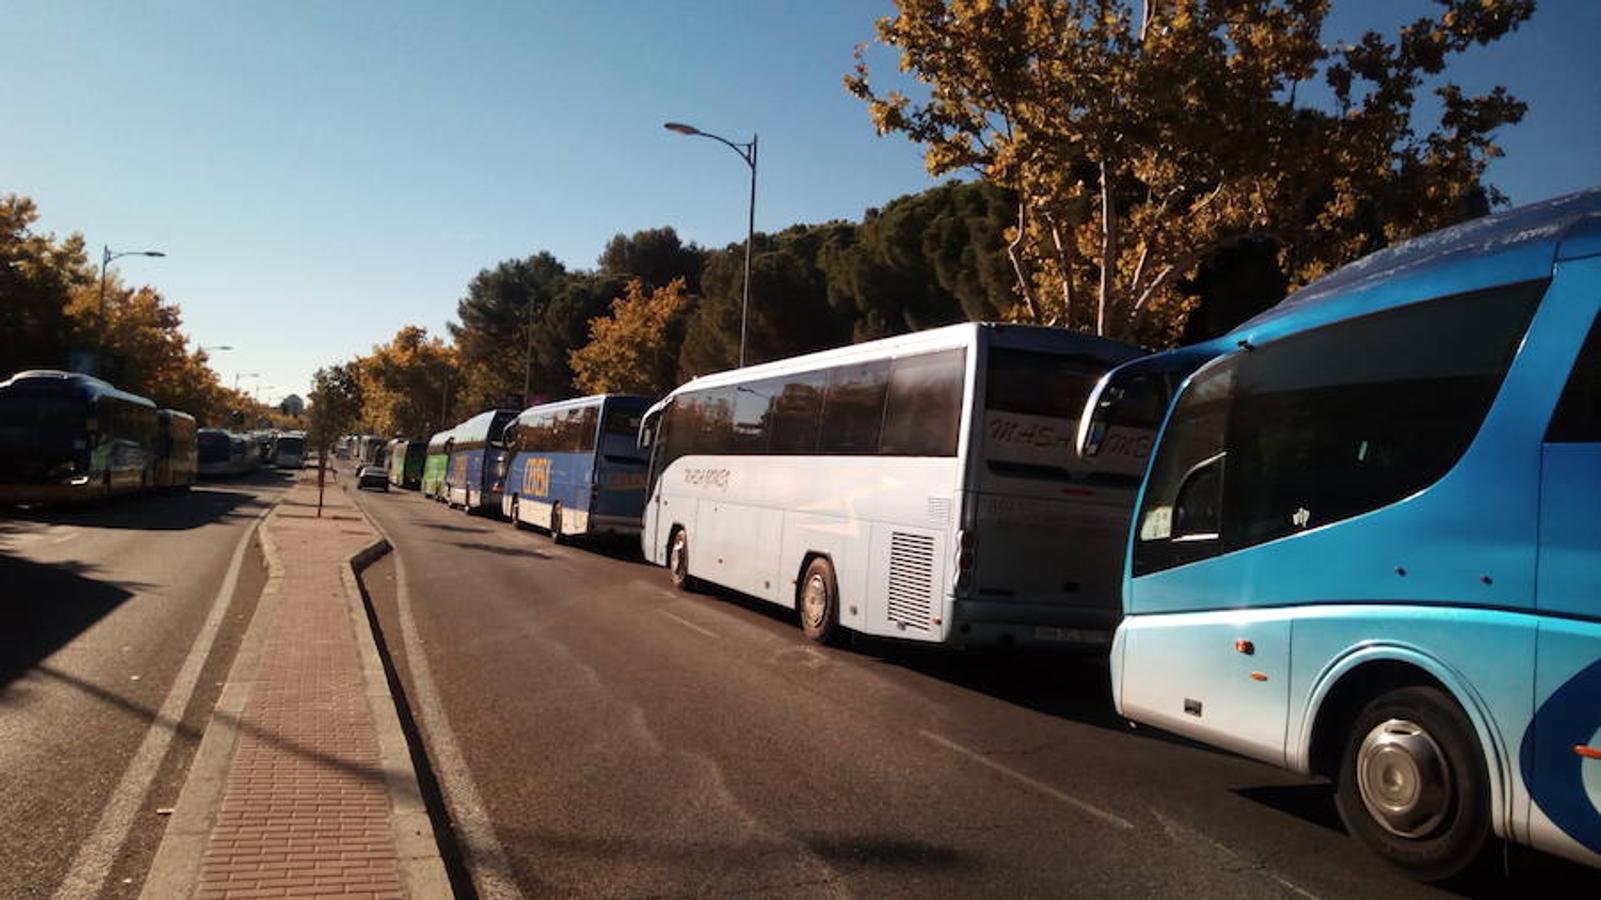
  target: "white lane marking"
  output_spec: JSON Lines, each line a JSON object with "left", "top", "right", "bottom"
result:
{"left": 918, "top": 730, "right": 1136, "bottom": 831}
{"left": 367, "top": 505, "right": 526, "bottom": 900}
{"left": 1154, "top": 811, "right": 1320, "bottom": 899}
{"left": 49, "top": 528, "right": 80, "bottom": 545}
{"left": 660, "top": 609, "right": 720, "bottom": 639}
{"left": 53, "top": 505, "right": 271, "bottom": 900}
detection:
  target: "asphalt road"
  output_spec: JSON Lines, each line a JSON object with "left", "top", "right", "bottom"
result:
{"left": 0, "top": 470, "right": 290, "bottom": 899}
{"left": 351, "top": 480, "right": 1601, "bottom": 899}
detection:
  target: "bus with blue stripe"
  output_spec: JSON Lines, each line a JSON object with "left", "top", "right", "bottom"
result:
{"left": 1085, "top": 188, "right": 1601, "bottom": 879}
{"left": 444, "top": 408, "right": 518, "bottom": 513}
{"left": 500, "top": 394, "right": 652, "bottom": 542}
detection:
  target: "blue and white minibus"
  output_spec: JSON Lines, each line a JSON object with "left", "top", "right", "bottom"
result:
{"left": 499, "top": 394, "right": 653, "bottom": 541}
{"left": 444, "top": 408, "right": 518, "bottom": 513}
{"left": 1093, "top": 188, "right": 1601, "bottom": 878}
{"left": 640, "top": 323, "right": 1145, "bottom": 646}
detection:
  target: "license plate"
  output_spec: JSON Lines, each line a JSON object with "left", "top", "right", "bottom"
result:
{"left": 1033, "top": 626, "right": 1109, "bottom": 645}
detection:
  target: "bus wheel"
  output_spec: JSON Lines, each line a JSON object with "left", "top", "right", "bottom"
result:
{"left": 668, "top": 528, "right": 694, "bottom": 591}
{"left": 799, "top": 557, "right": 840, "bottom": 645}
{"left": 1334, "top": 685, "right": 1490, "bottom": 882}
{"left": 549, "top": 503, "right": 566, "bottom": 544}
{"left": 509, "top": 495, "right": 525, "bottom": 530}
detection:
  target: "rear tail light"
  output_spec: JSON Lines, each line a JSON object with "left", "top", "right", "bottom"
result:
{"left": 954, "top": 529, "right": 975, "bottom": 596}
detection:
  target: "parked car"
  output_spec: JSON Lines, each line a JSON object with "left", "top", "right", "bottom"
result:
{"left": 357, "top": 465, "right": 389, "bottom": 492}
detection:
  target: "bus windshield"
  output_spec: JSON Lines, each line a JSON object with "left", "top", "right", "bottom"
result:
{"left": 0, "top": 395, "right": 87, "bottom": 471}
{"left": 0, "top": 394, "right": 86, "bottom": 452}
{"left": 275, "top": 436, "right": 305, "bottom": 455}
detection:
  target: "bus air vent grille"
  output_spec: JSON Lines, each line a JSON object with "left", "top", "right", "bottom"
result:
{"left": 926, "top": 497, "right": 952, "bottom": 527}
{"left": 887, "top": 532, "right": 936, "bottom": 631}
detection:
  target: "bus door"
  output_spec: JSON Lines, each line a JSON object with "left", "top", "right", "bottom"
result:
{"left": 640, "top": 401, "right": 669, "bottom": 557}
{"left": 1529, "top": 305, "right": 1601, "bottom": 861}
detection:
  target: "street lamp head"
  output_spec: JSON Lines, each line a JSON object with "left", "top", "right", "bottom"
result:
{"left": 664, "top": 122, "right": 701, "bottom": 136}
{"left": 144, "top": 251, "right": 166, "bottom": 258}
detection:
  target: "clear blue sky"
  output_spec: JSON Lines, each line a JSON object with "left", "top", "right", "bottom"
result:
{"left": 4, "top": 1, "right": 1597, "bottom": 404}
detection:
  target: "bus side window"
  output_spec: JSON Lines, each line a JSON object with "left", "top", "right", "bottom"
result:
{"left": 880, "top": 349, "right": 965, "bottom": 457}
{"left": 1546, "top": 312, "right": 1601, "bottom": 443}
{"left": 819, "top": 360, "right": 889, "bottom": 454}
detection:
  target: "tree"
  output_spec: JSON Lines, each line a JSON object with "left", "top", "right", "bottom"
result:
{"left": 821, "top": 180, "right": 1016, "bottom": 337}
{"left": 848, "top": 0, "right": 1535, "bottom": 345}
{"left": 307, "top": 363, "right": 364, "bottom": 454}
{"left": 449, "top": 252, "right": 570, "bottom": 412}
{"left": 570, "top": 278, "right": 694, "bottom": 395}
{"left": 597, "top": 227, "right": 707, "bottom": 294}
{"left": 355, "top": 326, "right": 458, "bottom": 437}
{"left": 0, "top": 194, "right": 92, "bottom": 374}
{"left": 678, "top": 224, "right": 858, "bottom": 378}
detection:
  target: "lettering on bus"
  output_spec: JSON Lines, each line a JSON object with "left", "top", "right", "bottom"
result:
{"left": 450, "top": 455, "right": 468, "bottom": 482}
{"left": 523, "top": 457, "right": 552, "bottom": 496}
{"left": 683, "top": 466, "right": 731, "bottom": 490}
{"left": 987, "top": 413, "right": 1074, "bottom": 452}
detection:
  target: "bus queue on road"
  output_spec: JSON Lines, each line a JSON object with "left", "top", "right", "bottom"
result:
{"left": 156, "top": 188, "right": 1599, "bottom": 883}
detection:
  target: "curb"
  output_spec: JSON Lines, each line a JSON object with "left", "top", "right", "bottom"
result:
{"left": 140, "top": 508, "right": 284, "bottom": 900}
{"left": 341, "top": 539, "right": 454, "bottom": 899}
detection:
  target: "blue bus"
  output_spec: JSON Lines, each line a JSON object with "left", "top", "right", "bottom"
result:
{"left": 1089, "top": 188, "right": 1601, "bottom": 879}
{"left": 443, "top": 408, "right": 518, "bottom": 513}
{"left": 500, "top": 394, "right": 652, "bottom": 542}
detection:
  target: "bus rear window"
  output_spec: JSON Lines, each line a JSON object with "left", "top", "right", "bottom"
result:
{"left": 986, "top": 349, "right": 1103, "bottom": 420}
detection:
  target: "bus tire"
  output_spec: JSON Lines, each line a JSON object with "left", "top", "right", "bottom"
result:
{"left": 1333, "top": 685, "right": 1490, "bottom": 882}
{"left": 509, "top": 495, "right": 525, "bottom": 530}
{"left": 668, "top": 527, "right": 695, "bottom": 591}
{"left": 549, "top": 503, "right": 566, "bottom": 544}
{"left": 799, "top": 557, "right": 840, "bottom": 645}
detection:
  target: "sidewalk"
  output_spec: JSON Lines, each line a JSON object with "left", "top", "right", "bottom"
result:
{"left": 151, "top": 471, "right": 446, "bottom": 899}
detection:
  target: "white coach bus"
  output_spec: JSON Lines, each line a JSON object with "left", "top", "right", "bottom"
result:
{"left": 639, "top": 323, "right": 1147, "bottom": 646}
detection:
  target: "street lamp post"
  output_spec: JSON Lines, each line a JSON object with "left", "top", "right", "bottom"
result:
{"left": 99, "top": 245, "right": 166, "bottom": 337}
{"left": 664, "top": 121, "right": 757, "bottom": 367}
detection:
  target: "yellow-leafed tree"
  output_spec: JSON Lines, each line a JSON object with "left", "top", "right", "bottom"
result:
{"left": 570, "top": 278, "right": 693, "bottom": 396}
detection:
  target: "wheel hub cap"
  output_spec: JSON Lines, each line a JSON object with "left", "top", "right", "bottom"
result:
{"left": 802, "top": 574, "right": 827, "bottom": 629}
{"left": 1356, "top": 718, "right": 1451, "bottom": 837}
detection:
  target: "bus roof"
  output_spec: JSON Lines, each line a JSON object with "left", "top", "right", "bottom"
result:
{"left": 451, "top": 408, "right": 519, "bottom": 443}
{"left": 0, "top": 369, "right": 158, "bottom": 409}
{"left": 511, "top": 393, "right": 653, "bottom": 424}
{"left": 659, "top": 322, "right": 1143, "bottom": 404}
{"left": 426, "top": 429, "right": 454, "bottom": 451}
{"left": 1235, "top": 185, "right": 1601, "bottom": 344}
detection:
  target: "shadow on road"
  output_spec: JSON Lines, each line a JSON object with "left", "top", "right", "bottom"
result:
{"left": 0, "top": 470, "right": 283, "bottom": 532}
{"left": 0, "top": 553, "right": 137, "bottom": 691}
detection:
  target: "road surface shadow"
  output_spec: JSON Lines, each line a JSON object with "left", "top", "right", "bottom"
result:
{"left": 801, "top": 833, "right": 971, "bottom": 872}
{"left": 0, "top": 481, "right": 273, "bottom": 532}
{"left": 0, "top": 553, "right": 136, "bottom": 691}
{"left": 450, "top": 541, "right": 552, "bottom": 560}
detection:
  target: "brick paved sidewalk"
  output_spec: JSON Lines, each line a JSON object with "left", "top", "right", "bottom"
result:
{"left": 194, "top": 476, "right": 409, "bottom": 900}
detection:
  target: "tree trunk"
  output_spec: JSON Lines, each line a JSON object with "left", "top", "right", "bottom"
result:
{"left": 1007, "top": 195, "right": 1043, "bottom": 323}
{"left": 1047, "top": 216, "right": 1075, "bottom": 329}
{"left": 1097, "top": 161, "right": 1117, "bottom": 337}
